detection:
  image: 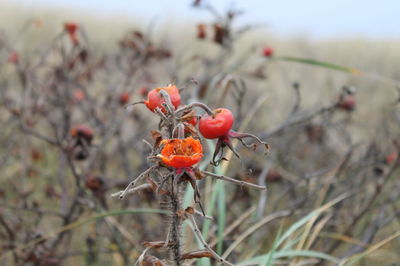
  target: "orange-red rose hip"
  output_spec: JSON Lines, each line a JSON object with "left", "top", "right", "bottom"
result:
{"left": 199, "top": 108, "right": 234, "bottom": 139}
{"left": 144, "top": 85, "right": 181, "bottom": 113}
{"left": 158, "top": 137, "right": 203, "bottom": 168}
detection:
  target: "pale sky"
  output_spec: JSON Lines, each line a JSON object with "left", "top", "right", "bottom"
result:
{"left": 5, "top": 0, "right": 400, "bottom": 38}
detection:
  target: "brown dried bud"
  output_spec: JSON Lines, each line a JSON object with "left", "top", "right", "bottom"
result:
{"left": 85, "top": 175, "right": 104, "bottom": 192}
{"left": 181, "top": 249, "right": 213, "bottom": 260}
{"left": 185, "top": 206, "right": 195, "bottom": 214}
{"left": 213, "top": 24, "right": 225, "bottom": 45}
{"left": 30, "top": 149, "right": 43, "bottom": 162}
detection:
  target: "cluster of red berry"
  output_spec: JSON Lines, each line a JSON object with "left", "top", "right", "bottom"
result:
{"left": 138, "top": 85, "right": 269, "bottom": 167}
{"left": 108, "top": 84, "right": 268, "bottom": 264}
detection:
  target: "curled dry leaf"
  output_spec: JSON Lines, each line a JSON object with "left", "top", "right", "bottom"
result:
{"left": 151, "top": 130, "right": 163, "bottom": 149}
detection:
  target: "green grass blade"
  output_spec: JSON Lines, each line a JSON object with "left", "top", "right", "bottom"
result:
{"left": 275, "top": 56, "right": 362, "bottom": 75}
{"left": 217, "top": 168, "right": 226, "bottom": 254}
{"left": 275, "top": 208, "right": 322, "bottom": 248}
{"left": 276, "top": 193, "right": 350, "bottom": 248}
{"left": 261, "top": 224, "right": 283, "bottom": 266}
{"left": 238, "top": 250, "right": 339, "bottom": 265}
{"left": 276, "top": 250, "right": 339, "bottom": 263}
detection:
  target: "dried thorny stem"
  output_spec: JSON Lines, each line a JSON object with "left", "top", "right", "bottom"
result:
{"left": 202, "top": 170, "right": 267, "bottom": 190}
{"left": 112, "top": 165, "right": 158, "bottom": 199}
{"left": 108, "top": 83, "right": 270, "bottom": 265}
{"left": 168, "top": 177, "right": 183, "bottom": 265}
{"left": 187, "top": 214, "right": 234, "bottom": 266}
{"left": 110, "top": 183, "right": 152, "bottom": 198}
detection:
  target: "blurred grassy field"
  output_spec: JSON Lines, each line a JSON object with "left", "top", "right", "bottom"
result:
{"left": 1, "top": 2, "right": 400, "bottom": 266}
{"left": 3, "top": 1, "right": 400, "bottom": 125}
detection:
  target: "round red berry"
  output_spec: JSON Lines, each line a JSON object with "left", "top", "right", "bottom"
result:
{"left": 70, "top": 124, "right": 94, "bottom": 143}
{"left": 263, "top": 47, "right": 273, "bottom": 57}
{"left": 338, "top": 95, "right": 355, "bottom": 111}
{"left": 119, "top": 92, "right": 130, "bottom": 105}
{"left": 144, "top": 85, "right": 181, "bottom": 113}
{"left": 199, "top": 108, "right": 234, "bottom": 139}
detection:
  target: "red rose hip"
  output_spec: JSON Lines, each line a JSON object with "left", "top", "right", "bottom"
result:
{"left": 263, "top": 46, "right": 273, "bottom": 57}
{"left": 145, "top": 85, "right": 181, "bottom": 113}
{"left": 119, "top": 92, "right": 130, "bottom": 105}
{"left": 70, "top": 124, "right": 94, "bottom": 143}
{"left": 338, "top": 95, "right": 355, "bottom": 111}
{"left": 199, "top": 108, "right": 234, "bottom": 139}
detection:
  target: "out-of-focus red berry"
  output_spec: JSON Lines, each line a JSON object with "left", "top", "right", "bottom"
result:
{"left": 199, "top": 108, "right": 234, "bottom": 139}
{"left": 64, "top": 22, "right": 78, "bottom": 35}
{"left": 338, "top": 95, "right": 355, "bottom": 111}
{"left": 70, "top": 124, "right": 94, "bottom": 143}
{"left": 119, "top": 92, "right": 130, "bottom": 105}
{"left": 144, "top": 85, "right": 181, "bottom": 113}
{"left": 64, "top": 22, "right": 79, "bottom": 45}
{"left": 139, "top": 87, "right": 149, "bottom": 97}
{"left": 386, "top": 152, "right": 398, "bottom": 164}
{"left": 73, "top": 90, "right": 86, "bottom": 102}
{"left": 33, "top": 19, "right": 43, "bottom": 28}
{"left": 85, "top": 175, "right": 104, "bottom": 192}
{"left": 263, "top": 47, "right": 274, "bottom": 57}
{"left": 30, "top": 149, "right": 43, "bottom": 163}
{"left": 197, "top": 24, "right": 206, "bottom": 39}
{"left": 8, "top": 51, "right": 19, "bottom": 63}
